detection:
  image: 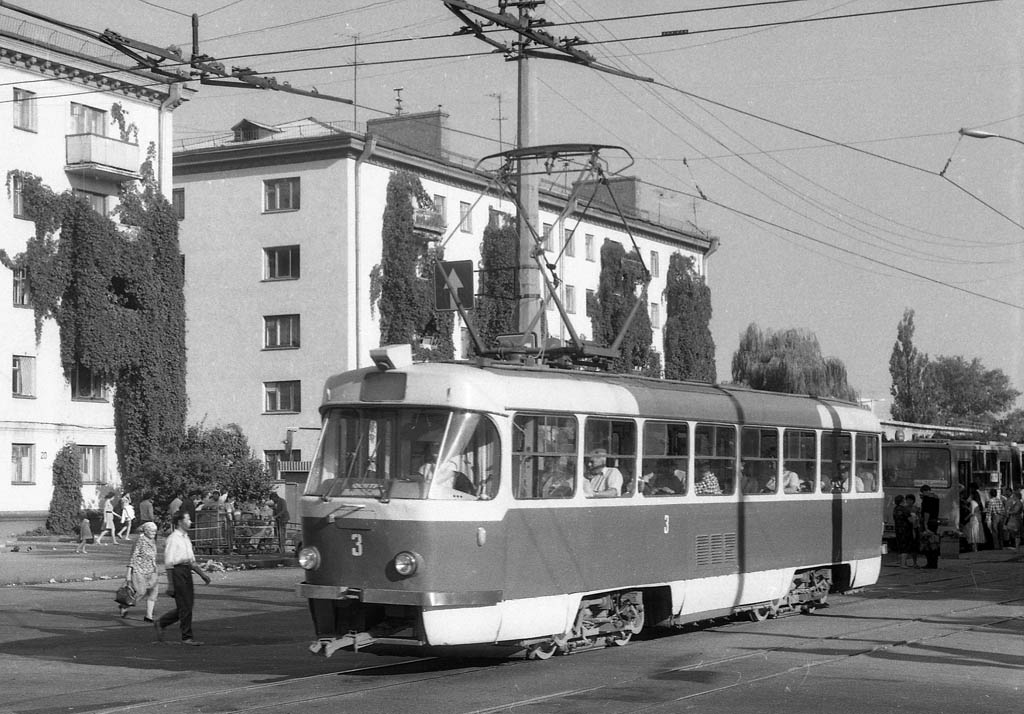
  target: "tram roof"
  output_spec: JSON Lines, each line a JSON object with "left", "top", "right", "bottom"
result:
{"left": 321, "top": 361, "right": 878, "bottom": 432}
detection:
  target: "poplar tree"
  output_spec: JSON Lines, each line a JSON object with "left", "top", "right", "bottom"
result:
{"left": 473, "top": 212, "right": 518, "bottom": 350}
{"left": 662, "top": 253, "right": 716, "bottom": 382}
{"left": 888, "top": 308, "right": 936, "bottom": 423}
{"left": 587, "top": 239, "right": 658, "bottom": 375}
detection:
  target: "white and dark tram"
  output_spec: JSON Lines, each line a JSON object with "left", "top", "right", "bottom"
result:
{"left": 296, "top": 345, "right": 884, "bottom": 659}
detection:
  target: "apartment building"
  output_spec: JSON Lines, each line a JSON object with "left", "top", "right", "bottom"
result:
{"left": 1, "top": 12, "right": 187, "bottom": 533}
{"left": 173, "top": 111, "right": 716, "bottom": 483}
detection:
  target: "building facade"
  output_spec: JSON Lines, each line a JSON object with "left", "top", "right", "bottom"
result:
{"left": 1, "top": 12, "right": 187, "bottom": 533}
{"left": 173, "top": 111, "right": 717, "bottom": 484}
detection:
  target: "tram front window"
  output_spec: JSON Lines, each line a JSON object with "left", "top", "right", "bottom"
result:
{"left": 305, "top": 408, "right": 499, "bottom": 500}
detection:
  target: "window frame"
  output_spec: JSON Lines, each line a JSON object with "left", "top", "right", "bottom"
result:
{"left": 585, "top": 234, "right": 595, "bottom": 261}
{"left": 12, "top": 355, "right": 36, "bottom": 398}
{"left": 69, "top": 102, "right": 106, "bottom": 135}
{"left": 264, "top": 177, "right": 301, "bottom": 213}
{"left": 565, "top": 284, "right": 576, "bottom": 314}
{"left": 11, "top": 174, "right": 26, "bottom": 219}
{"left": 12, "top": 267, "right": 30, "bottom": 306}
{"left": 458, "top": 201, "right": 473, "bottom": 233}
{"left": 694, "top": 422, "right": 737, "bottom": 496}
{"left": 12, "top": 443, "right": 35, "bottom": 484}
{"left": 264, "top": 245, "right": 300, "bottom": 280}
{"left": 563, "top": 228, "right": 575, "bottom": 257}
{"left": 512, "top": 412, "right": 578, "bottom": 500}
{"left": 264, "top": 314, "right": 301, "bottom": 349}
{"left": 172, "top": 188, "right": 185, "bottom": 219}
{"left": 13, "top": 88, "right": 37, "bottom": 132}
{"left": 78, "top": 444, "right": 107, "bottom": 484}
{"left": 70, "top": 364, "right": 108, "bottom": 401}
{"left": 650, "top": 250, "right": 660, "bottom": 278}
{"left": 264, "top": 380, "right": 301, "bottom": 413}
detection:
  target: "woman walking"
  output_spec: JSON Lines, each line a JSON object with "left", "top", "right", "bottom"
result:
{"left": 116, "top": 493, "right": 135, "bottom": 540}
{"left": 94, "top": 492, "right": 119, "bottom": 546}
{"left": 119, "top": 521, "right": 160, "bottom": 621}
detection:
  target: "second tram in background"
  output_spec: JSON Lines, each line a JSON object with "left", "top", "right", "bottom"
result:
{"left": 882, "top": 438, "right": 1023, "bottom": 537}
{"left": 295, "top": 345, "right": 884, "bottom": 659}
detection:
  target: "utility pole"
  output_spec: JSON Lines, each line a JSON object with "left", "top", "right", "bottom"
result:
{"left": 352, "top": 34, "right": 359, "bottom": 131}
{"left": 487, "top": 91, "right": 506, "bottom": 150}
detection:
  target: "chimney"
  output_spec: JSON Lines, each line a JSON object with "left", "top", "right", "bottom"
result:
{"left": 366, "top": 109, "right": 449, "bottom": 160}
{"left": 574, "top": 176, "right": 640, "bottom": 216}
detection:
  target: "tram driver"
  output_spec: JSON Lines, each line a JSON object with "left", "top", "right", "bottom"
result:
{"left": 583, "top": 449, "right": 623, "bottom": 498}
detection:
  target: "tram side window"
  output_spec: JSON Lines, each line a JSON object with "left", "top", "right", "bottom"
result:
{"left": 783, "top": 429, "right": 817, "bottom": 494}
{"left": 512, "top": 413, "right": 577, "bottom": 500}
{"left": 426, "top": 412, "right": 501, "bottom": 500}
{"left": 741, "top": 426, "right": 778, "bottom": 494}
{"left": 641, "top": 421, "right": 688, "bottom": 496}
{"left": 584, "top": 418, "right": 637, "bottom": 497}
{"left": 821, "top": 431, "right": 853, "bottom": 492}
{"left": 855, "top": 433, "right": 880, "bottom": 492}
{"left": 695, "top": 423, "right": 736, "bottom": 496}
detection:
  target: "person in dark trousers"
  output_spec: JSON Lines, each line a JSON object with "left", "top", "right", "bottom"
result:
{"left": 919, "top": 484, "right": 940, "bottom": 533}
{"left": 271, "top": 493, "right": 290, "bottom": 553}
{"left": 155, "top": 510, "right": 211, "bottom": 646}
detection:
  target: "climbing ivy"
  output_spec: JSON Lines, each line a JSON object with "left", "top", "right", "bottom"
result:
{"left": 375, "top": 171, "right": 454, "bottom": 360}
{"left": 5, "top": 162, "right": 186, "bottom": 484}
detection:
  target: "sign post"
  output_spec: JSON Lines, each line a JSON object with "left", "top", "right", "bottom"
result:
{"left": 434, "top": 260, "right": 474, "bottom": 311}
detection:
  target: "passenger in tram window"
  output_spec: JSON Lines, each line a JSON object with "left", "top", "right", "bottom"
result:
{"left": 641, "top": 460, "right": 684, "bottom": 496}
{"left": 780, "top": 464, "right": 802, "bottom": 493}
{"left": 694, "top": 464, "right": 723, "bottom": 496}
{"left": 856, "top": 469, "right": 876, "bottom": 492}
{"left": 582, "top": 449, "right": 623, "bottom": 498}
{"left": 540, "top": 457, "right": 574, "bottom": 498}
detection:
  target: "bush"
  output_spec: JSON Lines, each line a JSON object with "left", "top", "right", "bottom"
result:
{"left": 45, "top": 444, "right": 82, "bottom": 535}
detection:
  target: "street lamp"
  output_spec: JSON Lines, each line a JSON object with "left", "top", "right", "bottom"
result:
{"left": 959, "top": 127, "right": 1024, "bottom": 147}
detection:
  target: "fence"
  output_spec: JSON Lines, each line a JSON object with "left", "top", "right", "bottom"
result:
{"left": 191, "top": 510, "right": 299, "bottom": 556}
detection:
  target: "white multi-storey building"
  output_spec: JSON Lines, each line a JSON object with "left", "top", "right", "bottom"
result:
{"left": 174, "top": 111, "right": 716, "bottom": 492}
{"left": 1, "top": 12, "right": 188, "bottom": 533}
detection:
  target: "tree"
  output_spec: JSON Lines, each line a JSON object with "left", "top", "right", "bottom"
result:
{"left": 587, "top": 239, "right": 658, "bottom": 374}
{"left": 473, "top": 212, "right": 518, "bottom": 350}
{"left": 125, "top": 423, "right": 271, "bottom": 517}
{"left": 889, "top": 308, "right": 936, "bottom": 423}
{"left": 731, "top": 323, "right": 858, "bottom": 400}
{"left": 929, "top": 355, "right": 1020, "bottom": 424}
{"left": 44, "top": 444, "right": 82, "bottom": 535}
{"left": 375, "top": 171, "right": 453, "bottom": 360}
{"left": 662, "top": 253, "right": 716, "bottom": 382}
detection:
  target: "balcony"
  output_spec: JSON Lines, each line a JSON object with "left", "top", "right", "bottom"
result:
{"left": 65, "top": 134, "right": 140, "bottom": 182}
{"left": 413, "top": 207, "right": 447, "bottom": 235}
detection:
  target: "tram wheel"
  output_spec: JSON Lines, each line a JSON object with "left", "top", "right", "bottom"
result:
{"left": 527, "top": 641, "right": 557, "bottom": 660}
{"left": 748, "top": 606, "right": 772, "bottom": 622}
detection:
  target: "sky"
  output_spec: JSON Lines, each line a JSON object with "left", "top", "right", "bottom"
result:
{"left": 8, "top": 0, "right": 1024, "bottom": 416}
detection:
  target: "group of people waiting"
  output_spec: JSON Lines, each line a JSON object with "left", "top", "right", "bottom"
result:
{"left": 892, "top": 485, "right": 942, "bottom": 568}
{"left": 960, "top": 485, "right": 1023, "bottom": 552}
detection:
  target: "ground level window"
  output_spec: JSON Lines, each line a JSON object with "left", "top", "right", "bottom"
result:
{"left": 12, "top": 444, "right": 34, "bottom": 483}
{"left": 78, "top": 445, "right": 106, "bottom": 484}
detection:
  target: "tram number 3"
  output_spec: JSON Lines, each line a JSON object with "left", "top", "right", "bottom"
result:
{"left": 351, "top": 533, "right": 363, "bottom": 557}
{"left": 664, "top": 515, "right": 670, "bottom": 534}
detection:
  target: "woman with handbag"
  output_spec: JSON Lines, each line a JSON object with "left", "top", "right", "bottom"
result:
{"left": 118, "top": 521, "right": 160, "bottom": 620}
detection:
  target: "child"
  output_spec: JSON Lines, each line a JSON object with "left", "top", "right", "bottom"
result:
{"left": 76, "top": 513, "right": 92, "bottom": 554}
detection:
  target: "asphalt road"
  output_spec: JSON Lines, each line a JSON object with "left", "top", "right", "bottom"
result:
{"left": 1, "top": 547, "right": 1021, "bottom": 714}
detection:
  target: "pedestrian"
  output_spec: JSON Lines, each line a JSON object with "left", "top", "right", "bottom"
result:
{"left": 138, "top": 493, "right": 154, "bottom": 525}
{"left": 984, "top": 488, "right": 1007, "bottom": 549}
{"left": 919, "top": 484, "right": 940, "bottom": 533}
{"left": 964, "top": 489, "right": 985, "bottom": 552}
{"left": 94, "top": 492, "right": 119, "bottom": 545}
{"left": 116, "top": 493, "right": 135, "bottom": 540}
{"left": 120, "top": 521, "right": 160, "bottom": 621}
{"left": 154, "top": 510, "right": 211, "bottom": 646}
{"left": 167, "top": 491, "right": 183, "bottom": 520}
{"left": 75, "top": 512, "right": 91, "bottom": 554}
{"left": 271, "top": 492, "right": 290, "bottom": 553}
{"left": 1003, "top": 489, "right": 1022, "bottom": 552}
{"left": 892, "top": 494, "right": 916, "bottom": 568}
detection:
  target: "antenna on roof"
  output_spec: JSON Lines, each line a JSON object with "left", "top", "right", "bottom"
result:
{"left": 393, "top": 87, "right": 404, "bottom": 115}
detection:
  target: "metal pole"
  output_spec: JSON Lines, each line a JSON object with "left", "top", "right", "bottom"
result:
{"left": 516, "top": 5, "right": 543, "bottom": 349}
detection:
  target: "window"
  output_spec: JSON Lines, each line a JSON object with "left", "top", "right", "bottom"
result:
{"left": 641, "top": 421, "right": 688, "bottom": 496}
{"left": 433, "top": 194, "right": 446, "bottom": 218}
{"left": 11, "top": 174, "right": 25, "bottom": 218}
{"left": 12, "top": 268, "right": 29, "bottom": 306}
{"left": 266, "top": 449, "right": 302, "bottom": 468}
{"left": 565, "top": 285, "right": 576, "bottom": 314}
{"left": 585, "top": 234, "right": 595, "bottom": 261}
{"left": 855, "top": 433, "right": 880, "bottom": 492}
{"left": 13, "top": 88, "right": 36, "bottom": 131}
{"left": 783, "top": 429, "right": 817, "bottom": 494}
{"left": 695, "top": 423, "right": 736, "bottom": 495}
{"left": 264, "top": 178, "right": 300, "bottom": 212}
{"left": 264, "top": 245, "right": 300, "bottom": 280}
{"left": 584, "top": 418, "right": 637, "bottom": 497}
{"left": 265, "top": 380, "right": 301, "bottom": 412}
{"left": 741, "top": 426, "right": 778, "bottom": 494}
{"left": 650, "top": 303, "right": 660, "bottom": 329}
{"left": 12, "top": 444, "right": 34, "bottom": 484}
{"left": 459, "top": 201, "right": 472, "bottom": 232}
{"left": 513, "top": 413, "right": 577, "bottom": 500}
{"left": 12, "top": 355, "right": 36, "bottom": 397}
{"left": 585, "top": 288, "right": 595, "bottom": 316}
{"left": 264, "top": 314, "right": 300, "bottom": 349}
{"left": 172, "top": 188, "right": 185, "bottom": 219}
{"left": 74, "top": 189, "right": 107, "bottom": 216}
{"left": 78, "top": 445, "right": 107, "bottom": 483}
{"left": 70, "top": 103, "right": 105, "bottom": 135}
{"left": 70, "top": 364, "right": 107, "bottom": 400}
{"left": 650, "top": 251, "right": 660, "bottom": 278}
{"left": 563, "top": 228, "right": 575, "bottom": 257}
{"left": 821, "top": 431, "right": 852, "bottom": 492}
{"left": 542, "top": 223, "right": 553, "bottom": 251}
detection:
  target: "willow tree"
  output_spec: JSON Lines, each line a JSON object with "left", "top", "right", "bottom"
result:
{"left": 587, "top": 239, "right": 658, "bottom": 375}
{"left": 375, "top": 171, "right": 453, "bottom": 360}
{"left": 731, "top": 323, "right": 857, "bottom": 400}
{"left": 662, "top": 253, "right": 716, "bottom": 382}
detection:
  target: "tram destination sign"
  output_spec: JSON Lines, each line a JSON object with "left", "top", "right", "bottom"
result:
{"left": 434, "top": 260, "right": 475, "bottom": 311}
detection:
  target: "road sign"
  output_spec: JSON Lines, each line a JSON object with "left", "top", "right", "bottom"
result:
{"left": 434, "top": 260, "right": 475, "bottom": 311}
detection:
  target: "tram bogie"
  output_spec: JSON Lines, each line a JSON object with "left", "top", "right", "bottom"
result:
{"left": 297, "top": 348, "right": 883, "bottom": 659}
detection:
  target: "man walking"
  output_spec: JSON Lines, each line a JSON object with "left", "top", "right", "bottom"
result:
{"left": 155, "top": 510, "right": 211, "bottom": 646}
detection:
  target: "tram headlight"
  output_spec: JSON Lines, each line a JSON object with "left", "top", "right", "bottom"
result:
{"left": 393, "top": 551, "right": 421, "bottom": 577}
{"left": 297, "top": 546, "right": 321, "bottom": 571}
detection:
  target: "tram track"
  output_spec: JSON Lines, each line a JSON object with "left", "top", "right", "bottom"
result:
{"left": 89, "top": 576, "right": 1023, "bottom": 714}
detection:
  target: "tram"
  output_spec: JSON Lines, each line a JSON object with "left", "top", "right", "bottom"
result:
{"left": 295, "top": 344, "right": 884, "bottom": 659}
{"left": 881, "top": 439, "right": 1022, "bottom": 538}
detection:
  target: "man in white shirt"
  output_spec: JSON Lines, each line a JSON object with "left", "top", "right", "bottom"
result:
{"left": 154, "top": 510, "right": 211, "bottom": 646}
{"left": 583, "top": 449, "right": 623, "bottom": 498}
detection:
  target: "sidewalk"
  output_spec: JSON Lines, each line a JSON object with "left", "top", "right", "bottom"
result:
{"left": 1, "top": 534, "right": 296, "bottom": 587}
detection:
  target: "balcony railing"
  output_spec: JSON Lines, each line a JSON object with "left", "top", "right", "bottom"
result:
{"left": 413, "top": 207, "right": 447, "bottom": 234}
{"left": 65, "top": 133, "right": 140, "bottom": 181}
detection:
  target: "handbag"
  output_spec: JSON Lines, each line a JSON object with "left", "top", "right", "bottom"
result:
{"left": 115, "top": 583, "right": 137, "bottom": 607}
